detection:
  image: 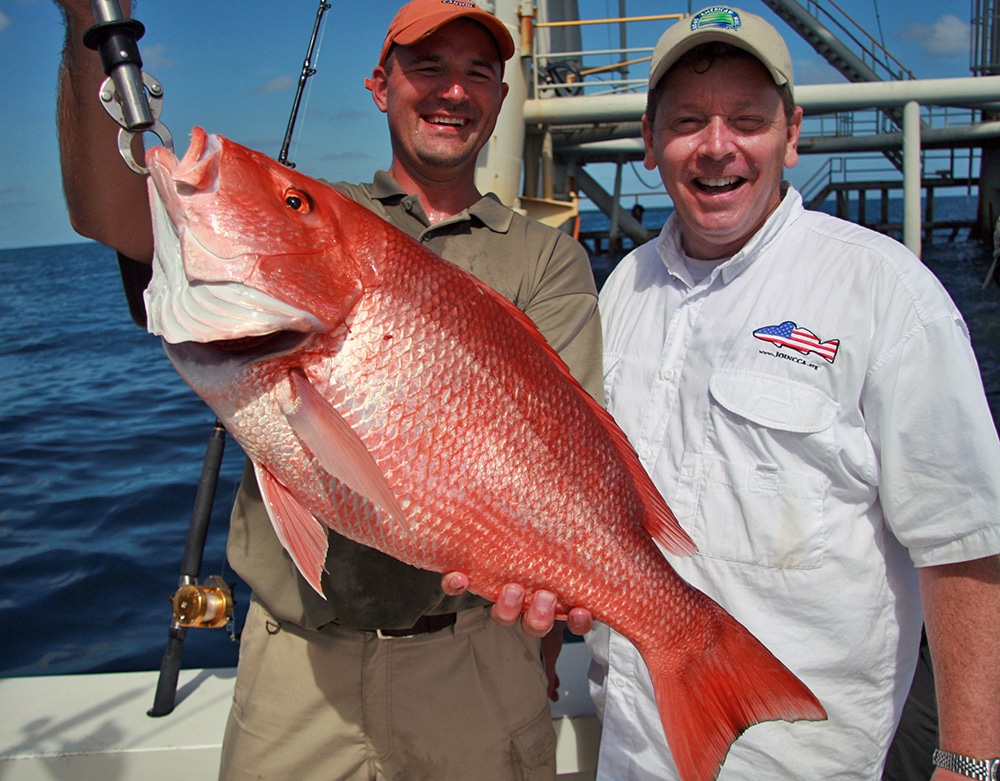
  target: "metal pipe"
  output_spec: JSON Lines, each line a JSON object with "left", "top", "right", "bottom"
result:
{"left": 522, "top": 75, "right": 1000, "bottom": 124}
{"left": 573, "top": 166, "right": 650, "bottom": 245}
{"left": 86, "top": 0, "right": 152, "bottom": 130}
{"left": 903, "top": 101, "right": 922, "bottom": 257}
{"left": 475, "top": 0, "right": 525, "bottom": 204}
{"left": 563, "top": 120, "right": 1000, "bottom": 157}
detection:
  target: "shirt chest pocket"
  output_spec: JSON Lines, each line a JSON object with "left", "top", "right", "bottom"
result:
{"left": 672, "top": 370, "right": 838, "bottom": 570}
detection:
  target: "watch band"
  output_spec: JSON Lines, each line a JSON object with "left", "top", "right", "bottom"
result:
{"left": 932, "top": 749, "right": 1000, "bottom": 781}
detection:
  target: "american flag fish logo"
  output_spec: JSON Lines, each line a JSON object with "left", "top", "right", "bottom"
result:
{"left": 753, "top": 321, "right": 840, "bottom": 363}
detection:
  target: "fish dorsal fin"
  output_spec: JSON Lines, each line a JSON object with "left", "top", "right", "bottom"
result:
{"left": 254, "top": 462, "right": 329, "bottom": 595}
{"left": 280, "top": 371, "right": 410, "bottom": 535}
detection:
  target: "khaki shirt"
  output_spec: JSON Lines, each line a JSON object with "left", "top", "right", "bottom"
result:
{"left": 148, "top": 170, "right": 603, "bottom": 631}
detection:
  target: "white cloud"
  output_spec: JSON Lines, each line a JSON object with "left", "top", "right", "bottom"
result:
{"left": 141, "top": 43, "right": 177, "bottom": 72}
{"left": 901, "top": 14, "right": 970, "bottom": 57}
{"left": 0, "top": 12, "right": 11, "bottom": 34}
{"left": 794, "top": 56, "right": 843, "bottom": 86}
{"left": 255, "top": 75, "right": 296, "bottom": 94}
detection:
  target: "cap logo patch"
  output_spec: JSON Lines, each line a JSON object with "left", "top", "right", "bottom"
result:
{"left": 689, "top": 6, "right": 742, "bottom": 32}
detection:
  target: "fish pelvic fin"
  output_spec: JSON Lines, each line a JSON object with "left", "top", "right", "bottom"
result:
{"left": 254, "top": 463, "right": 329, "bottom": 595}
{"left": 647, "top": 608, "right": 827, "bottom": 781}
{"left": 281, "top": 371, "right": 410, "bottom": 533}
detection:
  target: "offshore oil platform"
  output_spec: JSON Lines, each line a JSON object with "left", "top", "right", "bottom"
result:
{"left": 475, "top": 0, "right": 1000, "bottom": 277}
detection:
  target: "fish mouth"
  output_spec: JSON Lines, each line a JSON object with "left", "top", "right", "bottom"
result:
{"left": 209, "top": 330, "right": 310, "bottom": 356}
{"left": 144, "top": 134, "right": 323, "bottom": 346}
{"left": 164, "top": 329, "right": 313, "bottom": 371}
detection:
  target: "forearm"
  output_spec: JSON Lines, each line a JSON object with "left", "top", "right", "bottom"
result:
{"left": 919, "top": 555, "right": 1000, "bottom": 777}
{"left": 55, "top": 0, "right": 154, "bottom": 261}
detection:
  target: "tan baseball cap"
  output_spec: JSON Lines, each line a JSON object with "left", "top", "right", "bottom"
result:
{"left": 648, "top": 6, "right": 794, "bottom": 93}
{"left": 378, "top": 0, "right": 515, "bottom": 67}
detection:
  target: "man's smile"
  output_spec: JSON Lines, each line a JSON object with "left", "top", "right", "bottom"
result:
{"left": 693, "top": 175, "right": 744, "bottom": 193}
{"left": 424, "top": 114, "right": 469, "bottom": 127}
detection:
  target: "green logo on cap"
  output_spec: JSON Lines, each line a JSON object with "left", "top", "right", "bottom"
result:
{"left": 690, "top": 6, "right": 742, "bottom": 32}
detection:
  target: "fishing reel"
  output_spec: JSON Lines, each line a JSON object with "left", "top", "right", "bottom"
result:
{"left": 170, "top": 575, "right": 234, "bottom": 629}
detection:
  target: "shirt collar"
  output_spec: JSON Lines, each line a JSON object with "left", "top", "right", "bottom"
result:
{"left": 370, "top": 170, "right": 514, "bottom": 234}
{"left": 657, "top": 184, "right": 804, "bottom": 286}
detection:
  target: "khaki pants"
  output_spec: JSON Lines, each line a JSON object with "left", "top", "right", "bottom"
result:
{"left": 219, "top": 599, "right": 557, "bottom": 781}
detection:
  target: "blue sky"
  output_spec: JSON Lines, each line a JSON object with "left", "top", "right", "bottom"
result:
{"left": 0, "top": 0, "right": 978, "bottom": 250}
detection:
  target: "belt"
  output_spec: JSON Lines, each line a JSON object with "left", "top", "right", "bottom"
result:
{"left": 375, "top": 612, "right": 457, "bottom": 639}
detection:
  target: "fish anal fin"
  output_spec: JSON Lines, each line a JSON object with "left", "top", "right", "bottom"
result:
{"left": 642, "top": 498, "right": 697, "bottom": 558}
{"left": 281, "top": 371, "right": 410, "bottom": 534}
{"left": 254, "top": 463, "right": 329, "bottom": 595}
{"left": 619, "top": 441, "right": 696, "bottom": 556}
{"left": 645, "top": 607, "right": 827, "bottom": 781}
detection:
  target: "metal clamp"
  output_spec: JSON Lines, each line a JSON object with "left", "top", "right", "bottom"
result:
{"left": 98, "top": 71, "right": 173, "bottom": 175}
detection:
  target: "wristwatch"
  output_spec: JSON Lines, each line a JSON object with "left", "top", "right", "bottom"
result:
{"left": 932, "top": 749, "right": 1000, "bottom": 780}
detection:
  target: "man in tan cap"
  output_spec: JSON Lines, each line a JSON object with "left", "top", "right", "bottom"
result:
{"left": 586, "top": 6, "right": 1000, "bottom": 780}
{"left": 52, "top": 1, "right": 600, "bottom": 779}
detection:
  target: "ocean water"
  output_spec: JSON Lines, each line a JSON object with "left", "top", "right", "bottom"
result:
{"left": 1, "top": 198, "right": 998, "bottom": 679}
{"left": 1, "top": 243, "right": 250, "bottom": 677}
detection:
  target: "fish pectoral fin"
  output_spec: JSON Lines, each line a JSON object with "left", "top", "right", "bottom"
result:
{"left": 281, "top": 371, "right": 410, "bottom": 533}
{"left": 254, "top": 462, "right": 329, "bottom": 596}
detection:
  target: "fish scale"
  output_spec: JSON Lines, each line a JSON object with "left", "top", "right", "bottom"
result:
{"left": 145, "top": 126, "right": 827, "bottom": 781}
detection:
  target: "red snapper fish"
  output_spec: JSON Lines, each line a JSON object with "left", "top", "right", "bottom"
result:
{"left": 144, "top": 127, "right": 826, "bottom": 781}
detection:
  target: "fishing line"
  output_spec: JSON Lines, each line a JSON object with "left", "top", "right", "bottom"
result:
{"left": 629, "top": 159, "right": 662, "bottom": 190}
{"left": 279, "top": 0, "right": 332, "bottom": 167}
{"left": 290, "top": 5, "right": 331, "bottom": 168}
{"left": 872, "top": 0, "right": 887, "bottom": 50}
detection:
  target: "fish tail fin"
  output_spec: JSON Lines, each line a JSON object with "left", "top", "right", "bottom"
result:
{"left": 645, "top": 608, "right": 827, "bottom": 781}
{"left": 820, "top": 339, "right": 841, "bottom": 362}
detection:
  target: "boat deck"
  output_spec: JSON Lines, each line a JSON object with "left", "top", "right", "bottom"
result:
{"left": 0, "top": 641, "right": 599, "bottom": 780}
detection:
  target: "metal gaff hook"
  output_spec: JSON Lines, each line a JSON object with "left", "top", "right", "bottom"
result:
{"left": 83, "top": 0, "right": 173, "bottom": 174}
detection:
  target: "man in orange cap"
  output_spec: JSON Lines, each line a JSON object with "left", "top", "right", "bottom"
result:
{"left": 52, "top": 1, "right": 601, "bottom": 779}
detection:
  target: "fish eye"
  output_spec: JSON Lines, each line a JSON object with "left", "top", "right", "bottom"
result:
{"left": 284, "top": 189, "right": 311, "bottom": 214}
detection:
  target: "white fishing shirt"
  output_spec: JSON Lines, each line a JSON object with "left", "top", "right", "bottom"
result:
{"left": 589, "top": 187, "right": 1000, "bottom": 780}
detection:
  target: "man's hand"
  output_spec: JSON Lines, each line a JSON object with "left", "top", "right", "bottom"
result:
{"left": 441, "top": 572, "right": 594, "bottom": 702}
{"left": 440, "top": 572, "right": 594, "bottom": 637}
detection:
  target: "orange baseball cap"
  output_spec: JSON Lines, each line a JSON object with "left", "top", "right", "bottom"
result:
{"left": 378, "top": 0, "right": 516, "bottom": 66}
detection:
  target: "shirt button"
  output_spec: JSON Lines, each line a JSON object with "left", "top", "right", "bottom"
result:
{"left": 614, "top": 677, "right": 627, "bottom": 688}
{"left": 639, "top": 448, "right": 652, "bottom": 460}
{"left": 660, "top": 368, "right": 674, "bottom": 381}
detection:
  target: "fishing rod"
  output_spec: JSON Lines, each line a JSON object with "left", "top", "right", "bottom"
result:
{"left": 148, "top": 420, "right": 233, "bottom": 718}
{"left": 148, "top": 1, "right": 334, "bottom": 716}
{"left": 84, "top": 0, "right": 331, "bottom": 717}
{"left": 278, "top": 0, "right": 332, "bottom": 168}
{"left": 80, "top": 0, "right": 234, "bottom": 717}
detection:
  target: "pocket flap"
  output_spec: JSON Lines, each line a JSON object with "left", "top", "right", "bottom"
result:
{"left": 709, "top": 370, "right": 837, "bottom": 433}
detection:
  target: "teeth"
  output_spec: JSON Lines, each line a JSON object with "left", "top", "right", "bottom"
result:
{"left": 428, "top": 116, "right": 466, "bottom": 126}
{"left": 698, "top": 176, "right": 740, "bottom": 187}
